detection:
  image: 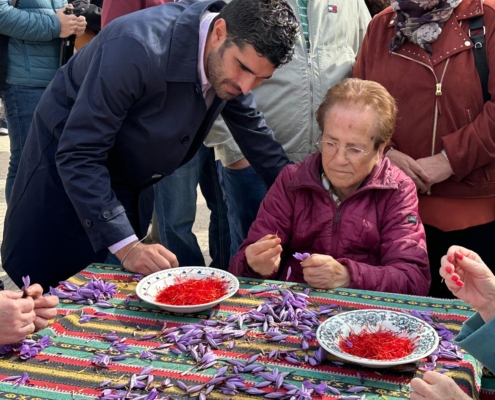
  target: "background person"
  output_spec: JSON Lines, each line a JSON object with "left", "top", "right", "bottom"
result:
{"left": 0, "top": 0, "right": 86, "bottom": 203}
{"left": 353, "top": 0, "right": 495, "bottom": 298}
{"left": 410, "top": 245, "right": 495, "bottom": 400}
{"left": 229, "top": 79, "right": 431, "bottom": 296}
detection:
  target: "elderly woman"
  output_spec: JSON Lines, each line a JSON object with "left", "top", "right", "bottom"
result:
{"left": 229, "top": 79, "right": 431, "bottom": 295}
{"left": 353, "top": 0, "right": 495, "bottom": 298}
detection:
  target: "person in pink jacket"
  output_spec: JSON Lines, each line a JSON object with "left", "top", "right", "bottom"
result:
{"left": 229, "top": 78, "right": 431, "bottom": 295}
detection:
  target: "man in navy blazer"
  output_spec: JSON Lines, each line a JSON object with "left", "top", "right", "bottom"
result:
{"left": 1, "top": 0, "right": 299, "bottom": 290}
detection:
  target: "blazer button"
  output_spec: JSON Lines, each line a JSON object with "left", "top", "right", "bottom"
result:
{"left": 102, "top": 210, "right": 111, "bottom": 219}
{"left": 84, "top": 219, "right": 92, "bottom": 227}
{"left": 180, "top": 135, "right": 189, "bottom": 144}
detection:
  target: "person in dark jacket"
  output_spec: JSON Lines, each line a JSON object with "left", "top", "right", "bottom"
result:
{"left": 230, "top": 79, "right": 431, "bottom": 295}
{"left": 1, "top": 0, "right": 299, "bottom": 291}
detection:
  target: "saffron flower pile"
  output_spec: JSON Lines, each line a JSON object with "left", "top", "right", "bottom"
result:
{"left": 338, "top": 326, "right": 418, "bottom": 360}
{"left": 49, "top": 277, "right": 117, "bottom": 306}
{"left": 155, "top": 276, "right": 229, "bottom": 306}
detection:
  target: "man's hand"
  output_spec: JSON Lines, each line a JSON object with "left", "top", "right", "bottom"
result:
{"left": 410, "top": 371, "right": 472, "bottom": 400}
{"left": 25, "top": 284, "right": 59, "bottom": 331}
{"left": 245, "top": 234, "right": 282, "bottom": 277}
{"left": 387, "top": 150, "right": 432, "bottom": 193}
{"left": 0, "top": 291, "right": 36, "bottom": 345}
{"left": 56, "top": 7, "right": 78, "bottom": 38}
{"left": 116, "top": 242, "right": 179, "bottom": 275}
{"left": 416, "top": 153, "right": 453, "bottom": 187}
{"left": 74, "top": 16, "right": 87, "bottom": 37}
{"left": 300, "top": 254, "right": 350, "bottom": 289}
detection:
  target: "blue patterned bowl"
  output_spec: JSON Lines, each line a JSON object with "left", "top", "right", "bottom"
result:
{"left": 316, "top": 309, "right": 439, "bottom": 368}
{"left": 136, "top": 267, "right": 239, "bottom": 313}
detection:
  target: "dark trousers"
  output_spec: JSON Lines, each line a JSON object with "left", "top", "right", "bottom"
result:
{"left": 425, "top": 220, "right": 495, "bottom": 298}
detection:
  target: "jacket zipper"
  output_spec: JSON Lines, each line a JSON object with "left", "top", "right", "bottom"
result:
{"left": 391, "top": 52, "right": 450, "bottom": 195}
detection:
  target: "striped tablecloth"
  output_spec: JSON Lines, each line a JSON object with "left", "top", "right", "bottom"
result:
{"left": 0, "top": 264, "right": 485, "bottom": 399}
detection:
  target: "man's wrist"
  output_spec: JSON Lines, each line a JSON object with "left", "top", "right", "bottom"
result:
{"left": 115, "top": 240, "right": 140, "bottom": 261}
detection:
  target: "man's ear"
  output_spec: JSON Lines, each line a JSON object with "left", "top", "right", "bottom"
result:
{"left": 210, "top": 18, "right": 228, "bottom": 46}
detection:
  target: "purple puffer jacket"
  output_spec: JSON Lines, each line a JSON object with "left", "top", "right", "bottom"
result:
{"left": 229, "top": 152, "right": 431, "bottom": 295}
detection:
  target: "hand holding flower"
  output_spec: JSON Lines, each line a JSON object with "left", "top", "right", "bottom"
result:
{"left": 245, "top": 234, "right": 282, "bottom": 277}
{"left": 300, "top": 254, "right": 350, "bottom": 289}
{"left": 440, "top": 246, "right": 495, "bottom": 323}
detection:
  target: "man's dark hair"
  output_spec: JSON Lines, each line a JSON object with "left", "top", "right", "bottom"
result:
{"left": 212, "top": 0, "right": 299, "bottom": 68}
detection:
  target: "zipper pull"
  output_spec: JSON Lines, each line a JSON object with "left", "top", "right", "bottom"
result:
{"left": 435, "top": 83, "right": 442, "bottom": 96}
{"left": 307, "top": 53, "right": 312, "bottom": 67}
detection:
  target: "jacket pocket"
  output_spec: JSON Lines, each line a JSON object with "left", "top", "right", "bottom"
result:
{"left": 21, "top": 42, "right": 30, "bottom": 73}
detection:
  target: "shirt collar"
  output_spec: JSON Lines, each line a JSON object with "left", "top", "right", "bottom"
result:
{"left": 198, "top": 11, "right": 219, "bottom": 93}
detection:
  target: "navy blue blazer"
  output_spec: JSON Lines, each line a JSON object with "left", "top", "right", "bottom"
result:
{"left": 32, "top": 0, "right": 290, "bottom": 252}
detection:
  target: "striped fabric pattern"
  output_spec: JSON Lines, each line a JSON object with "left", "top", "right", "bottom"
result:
{"left": 0, "top": 265, "right": 485, "bottom": 400}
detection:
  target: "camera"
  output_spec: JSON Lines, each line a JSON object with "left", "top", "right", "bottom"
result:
{"left": 59, "top": 6, "right": 86, "bottom": 66}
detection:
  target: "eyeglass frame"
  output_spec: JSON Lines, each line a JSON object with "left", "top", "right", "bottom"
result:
{"left": 315, "top": 135, "right": 376, "bottom": 162}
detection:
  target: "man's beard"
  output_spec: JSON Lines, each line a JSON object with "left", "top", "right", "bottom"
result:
{"left": 206, "top": 45, "right": 242, "bottom": 101}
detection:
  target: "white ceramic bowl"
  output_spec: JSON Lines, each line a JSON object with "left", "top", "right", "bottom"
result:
{"left": 316, "top": 309, "right": 439, "bottom": 368}
{"left": 136, "top": 267, "right": 239, "bottom": 313}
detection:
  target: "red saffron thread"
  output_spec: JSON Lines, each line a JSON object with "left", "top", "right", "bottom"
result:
{"left": 338, "top": 326, "right": 417, "bottom": 360}
{"left": 155, "top": 276, "right": 229, "bottom": 306}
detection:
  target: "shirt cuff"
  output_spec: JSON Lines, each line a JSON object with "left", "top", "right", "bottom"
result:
{"left": 108, "top": 235, "right": 138, "bottom": 254}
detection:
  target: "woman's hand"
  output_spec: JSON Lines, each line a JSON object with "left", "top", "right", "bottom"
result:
{"left": 440, "top": 246, "right": 495, "bottom": 323}
{"left": 0, "top": 291, "right": 36, "bottom": 345}
{"left": 245, "top": 234, "right": 282, "bottom": 277}
{"left": 25, "top": 284, "right": 59, "bottom": 331}
{"left": 117, "top": 242, "right": 179, "bottom": 275}
{"left": 387, "top": 150, "right": 432, "bottom": 193}
{"left": 410, "top": 371, "right": 471, "bottom": 400}
{"left": 300, "top": 254, "right": 350, "bottom": 289}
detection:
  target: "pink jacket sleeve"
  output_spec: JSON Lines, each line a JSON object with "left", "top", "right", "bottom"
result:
{"left": 229, "top": 166, "right": 295, "bottom": 279}
{"left": 340, "top": 177, "right": 431, "bottom": 296}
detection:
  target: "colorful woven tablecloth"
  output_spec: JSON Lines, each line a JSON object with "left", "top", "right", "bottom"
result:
{"left": 0, "top": 265, "right": 485, "bottom": 400}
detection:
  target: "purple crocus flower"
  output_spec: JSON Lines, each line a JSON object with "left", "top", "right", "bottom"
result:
{"left": 293, "top": 252, "right": 311, "bottom": 261}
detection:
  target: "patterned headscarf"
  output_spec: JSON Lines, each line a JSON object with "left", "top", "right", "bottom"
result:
{"left": 389, "top": 0, "right": 463, "bottom": 55}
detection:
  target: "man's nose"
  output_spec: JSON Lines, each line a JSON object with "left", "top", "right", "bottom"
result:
{"left": 238, "top": 74, "right": 258, "bottom": 95}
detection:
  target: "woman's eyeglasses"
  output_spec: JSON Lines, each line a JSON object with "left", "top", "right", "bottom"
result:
{"left": 316, "top": 138, "right": 374, "bottom": 162}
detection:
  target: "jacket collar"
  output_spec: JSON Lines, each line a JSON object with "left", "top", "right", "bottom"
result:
{"left": 387, "top": 0, "right": 483, "bottom": 66}
{"left": 166, "top": 0, "right": 226, "bottom": 83}
{"left": 287, "top": 152, "right": 399, "bottom": 195}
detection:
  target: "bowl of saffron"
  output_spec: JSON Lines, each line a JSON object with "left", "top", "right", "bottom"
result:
{"left": 316, "top": 309, "right": 439, "bottom": 368}
{"left": 135, "top": 267, "right": 239, "bottom": 313}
